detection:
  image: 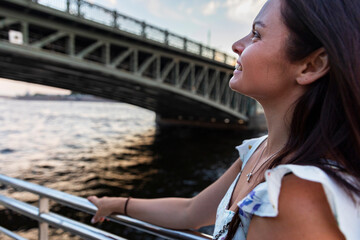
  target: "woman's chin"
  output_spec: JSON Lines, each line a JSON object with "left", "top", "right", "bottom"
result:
{"left": 229, "top": 77, "right": 242, "bottom": 91}
{"left": 229, "top": 78, "right": 254, "bottom": 97}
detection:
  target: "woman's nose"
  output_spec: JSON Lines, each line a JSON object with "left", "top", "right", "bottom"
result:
{"left": 232, "top": 38, "right": 246, "bottom": 55}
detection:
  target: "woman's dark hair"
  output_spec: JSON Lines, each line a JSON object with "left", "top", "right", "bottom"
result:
{"left": 225, "top": 0, "right": 360, "bottom": 239}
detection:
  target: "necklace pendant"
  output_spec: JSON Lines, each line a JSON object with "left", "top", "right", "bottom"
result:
{"left": 246, "top": 172, "right": 252, "bottom": 182}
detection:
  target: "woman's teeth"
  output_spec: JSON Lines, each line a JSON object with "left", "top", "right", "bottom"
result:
{"left": 235, "top": 63, "right": 243, "bottom": 71}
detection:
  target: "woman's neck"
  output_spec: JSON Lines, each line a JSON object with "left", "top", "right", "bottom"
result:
{"left": 261, "top": 99, "right": 293, "bottom": 156}
{"left": 256, "top": 84, "right": 306, "bottom": 156}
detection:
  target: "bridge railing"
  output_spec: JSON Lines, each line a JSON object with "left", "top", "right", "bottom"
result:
{"left": 31, "top": 0, "right": 235, "bottom": 65}
{"left": 0, "top": 174, "right": 212, "bottom": 240}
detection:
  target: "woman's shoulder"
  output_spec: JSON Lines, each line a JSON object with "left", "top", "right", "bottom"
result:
{"left": 237, "top": 164, "right": 360, "bottom": 239}
{"left": 265, "top": 164, "right": 360, "bottom": 210}
{"left": 247, "top": 173, "right": 347, "bottom": 239}
{"left": 264, "top": 164, "right": 360, "bottom": 239}
{"left": 278, "top": 173, "right": 339, "bottom": 220}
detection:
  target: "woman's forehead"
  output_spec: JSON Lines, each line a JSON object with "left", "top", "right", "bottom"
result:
{"left": 253, "top": 0, "right": 283, "bottom": 29}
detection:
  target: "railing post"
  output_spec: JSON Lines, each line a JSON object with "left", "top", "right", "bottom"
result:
{"left": 113, "top": 10, "right": 118, "bottom": 28}
{"left": 183, "top": 38, "right": 187, "bottom": 51}
{"left": 212, "top": 49, "right": 216, "bottom": 60}
{"left": 199, "top": 44, "right": 203, "bottom": 56}
{"left": 66, "top": 0, "right": 70, "bottom": 13}
{"left": 38, "top": 197, "right": 49, "bottom": 240}
{"left": 77, "top": 0, "right": 81, "bottom": 17}
{"left": 141, "top": 21, "right": 146, "bottom": 38}
{"left": 164, "top": 30, "right": 169, "bottom": 45}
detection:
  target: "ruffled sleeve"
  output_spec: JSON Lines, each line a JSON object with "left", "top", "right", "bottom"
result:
{"left": 237, "top": 164, "right": 360, "bottom": 240}
{"left": 235, "top": 136, "right": 267, "bottom": 167}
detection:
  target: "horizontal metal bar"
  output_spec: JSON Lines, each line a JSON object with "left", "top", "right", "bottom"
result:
{"left": 31, "top": 31, "right": 68, "bottom": 49}
{"left": 110, "top": 216, "right": 211, "bottom": 240}
{"left": 0, "top": 194, "right": 125, "bottom": 240}
{"left": 76, "top": 40, "right": 104, "bottom": 59}
{"left": 0, "top": 18, "right": 19, "bottom": 29}
{"left": 0, "top": 226, "right": 28, "bottom": 240}
{"left": 0, "top": 174, "right": 212, "bottom": 240}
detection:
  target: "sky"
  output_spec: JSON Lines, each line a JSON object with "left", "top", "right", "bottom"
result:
{"left": 0, "top": 0, "right": 266, "bottom": 96}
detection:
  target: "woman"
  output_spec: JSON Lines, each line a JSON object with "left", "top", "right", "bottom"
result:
{"left": 88, "top": 0, "right": 360, "bottom": 239}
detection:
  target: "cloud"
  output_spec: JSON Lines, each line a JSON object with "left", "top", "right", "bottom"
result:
{"left": 224, "top": 0, "right": 266, "bottom": 23}
{"left": 202, "top": 1, "right": 221, "bottom": 16}
{"left": 135, "top": 0, "right": 185, "bottom": 20}
{"left": 90, "top": 0, "right": 116, "bottom": 7}
{"left": 185, "top": 7, "right": 193, "bottom": 15}
{"left": 106, "top": 0, "right": 117, "bottom": 5}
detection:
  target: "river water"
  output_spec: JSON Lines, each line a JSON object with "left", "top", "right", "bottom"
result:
{"left": 0, "top": 98, "right": 263, "bottom": 240}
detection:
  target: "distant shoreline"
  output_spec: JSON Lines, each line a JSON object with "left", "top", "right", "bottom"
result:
{"left": 0, "top": 94, "right": 115, "bottom": 102}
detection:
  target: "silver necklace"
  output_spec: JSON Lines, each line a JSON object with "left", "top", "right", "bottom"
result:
{"left": 246, "top": 141, "right": 282, "bottom": 183}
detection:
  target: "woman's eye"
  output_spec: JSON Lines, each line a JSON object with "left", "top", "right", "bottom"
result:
{"left": 251, "top": 30, "right": 261, "bottom": 41}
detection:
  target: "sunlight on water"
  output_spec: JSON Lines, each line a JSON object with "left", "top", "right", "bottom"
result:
{"left": 0, "top": 99, "right": 155, "bottom": 176}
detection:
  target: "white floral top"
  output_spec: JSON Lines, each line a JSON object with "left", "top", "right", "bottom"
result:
{"left": 213, "top": 136, "right": 360, "bottom": 240}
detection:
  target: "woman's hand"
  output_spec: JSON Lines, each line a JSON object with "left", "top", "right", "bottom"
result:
{"left": 87, "top": 196, "right": 122, "bottom": 224}
{"left": 86, "top": 157, "right": 243, "bottom": 228}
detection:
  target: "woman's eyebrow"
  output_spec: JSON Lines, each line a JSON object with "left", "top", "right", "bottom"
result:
{"left": 252, "top": 21, "right": 267, "bottom": 29}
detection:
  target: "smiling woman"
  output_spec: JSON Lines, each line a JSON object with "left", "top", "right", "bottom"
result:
{"left": 87, "top": 0, "right": 360, "bottom": 239}
{"left": 0, "top": 78, "right": 70, "bottom": 97}
{"left": 230, "top": 0, "right": 302, "bottom": 102}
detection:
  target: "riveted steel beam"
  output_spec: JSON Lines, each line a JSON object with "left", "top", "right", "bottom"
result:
{"left": 138, "top": 54, "right": 157, "bottom": 75}
{"left": 110, "top": 49, "right": 133, "bottom": 68}
{"left": 194, "top": 67, "right": 206, "bottom": 92}
{"left": 76, "top": 40, "right": 104, "bottom": 59}
{"left": 207, "top": 70, "right": 219, "bottom": 98}
{"left": 160, "top": 60, "right": 175, "bottom": 82}
{"left": 178, "top": 63, "right": 192, "bottom": 88}
{"left": 31, "top": 31, "right": 68, "bottom": 49}
{"left": 218, "top": 73, "right": 230, "bottom": 102}
{"left": 0, "top": 18, "right": 19, "bottom": 29}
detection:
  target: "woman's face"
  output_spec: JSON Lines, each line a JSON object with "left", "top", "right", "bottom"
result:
{"left": 230, "top": 0, "right": 302, "bottom": 102}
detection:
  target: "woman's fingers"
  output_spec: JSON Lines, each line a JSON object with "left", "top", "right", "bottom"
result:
{"left": 88, "top": 196, "right": 104, "bottom": 224}
{"left": 91, "top": 216, "right": 105, "bottom": 224}
{"left": 91, "top": 214, "right": 106, "bottom": 224}
{"left": 87, "top": 196, "right": 114, "bottom": 224}
{"left": 87, "top": 196, "right": 99, "bottom": 206}
{"left": 91, "top": 217, "right": 97, "bottom": 224}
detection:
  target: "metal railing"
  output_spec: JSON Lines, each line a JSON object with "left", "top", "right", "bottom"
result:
{"left": 30, "top": 0, "right": 234, "bottom": 65}
{"left": 0, "top": 174, "right": 212, "bottom": 240}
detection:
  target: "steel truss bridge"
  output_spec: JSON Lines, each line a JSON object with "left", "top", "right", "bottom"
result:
{"left": 0, "top": 0, "right": 260, "bottom": 128}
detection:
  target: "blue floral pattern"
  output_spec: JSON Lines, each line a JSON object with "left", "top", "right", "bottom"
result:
{"left": 237, "top": 182, "right": 276, "bottom": 218}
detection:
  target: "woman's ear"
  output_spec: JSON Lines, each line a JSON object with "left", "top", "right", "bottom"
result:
{"left": 296, "top": 47, "right": 330, "bottom": 85}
